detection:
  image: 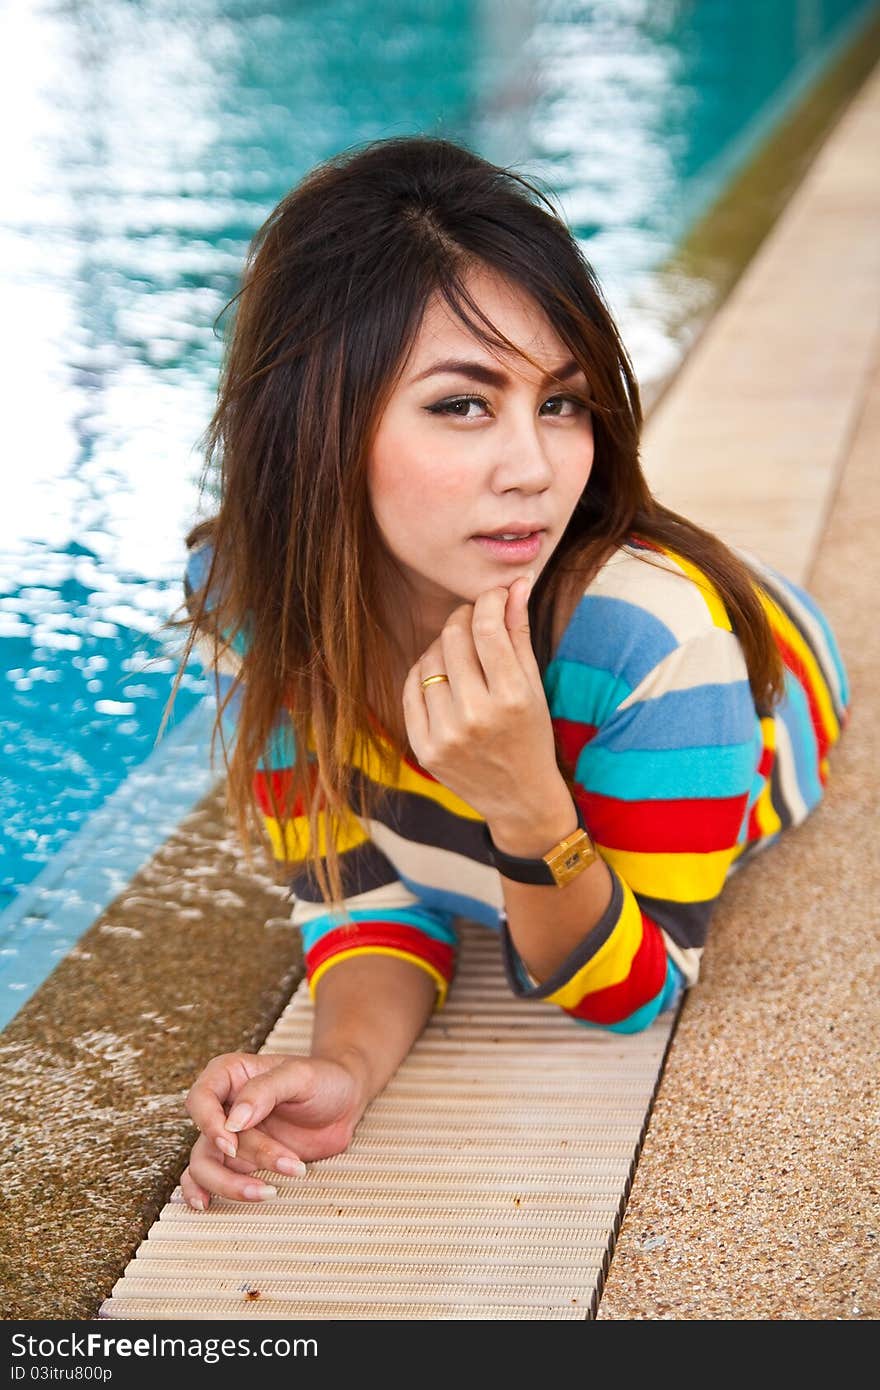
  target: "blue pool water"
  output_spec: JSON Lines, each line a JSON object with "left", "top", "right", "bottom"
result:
{"left": 1, "top": 0, "right": 876, "bottom": 1019}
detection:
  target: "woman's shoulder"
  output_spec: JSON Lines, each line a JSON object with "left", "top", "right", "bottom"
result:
{"left": 559, "top": 537, "right": 735, "bottom": 658}
{"left": 548, "top": 536, "right": 749, "bottom": 721}
{"left": 183, "top": 532, "right": 250, "bottom": 676}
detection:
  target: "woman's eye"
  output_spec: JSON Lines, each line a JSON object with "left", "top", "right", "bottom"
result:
{"left": 542, "top": 395, "right": 587, "bottom": 417}
{"left": 426, "top": 394, "right": 587, "bottom": 419}
{"left": 428, "top": 396, "right": 486, "bottom": 418}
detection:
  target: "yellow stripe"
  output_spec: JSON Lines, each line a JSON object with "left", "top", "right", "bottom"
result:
{"left": 757, "top": 588, "right": 840, "bottom": 746}
{"left": 599, "top": 843, "right": 740, "bottom": 901}
{"left": 753, "top": 713, "right": 781, "bottom": 838}
{"left": 262, "top": 723, "right": 484, "bottom": 863}
{"left": 656, "top": 544, "right": 733, "bottom": 631}
{"left": 544, "top": 879, "right": 643, "bottom": 1008}
{"left": 760, "top": 713, "right": 776, "bottom": 754}
{"left": 351, "top": 733, "right": 484, "bottom": 821}
{"left": 308, "top": 946, "right": 449, "bottom": 1010}
{"left": 263, "top": 807, "right": 369, "bottom": 861}
{"left": 753, "top": 778, "right": 782, "bottom": 838}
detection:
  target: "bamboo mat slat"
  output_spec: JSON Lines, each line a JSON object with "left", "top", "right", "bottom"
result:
{"left": 99, "top": 919, "right": 677, "bottom": 1320}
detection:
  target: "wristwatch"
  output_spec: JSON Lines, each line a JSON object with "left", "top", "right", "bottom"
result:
{"left": 482, "top": 798, "right": 598, "bottom": 887}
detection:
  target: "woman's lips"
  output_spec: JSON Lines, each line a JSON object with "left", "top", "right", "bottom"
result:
{"left": 471, "top": 531, "right": 544, "bottom": 563}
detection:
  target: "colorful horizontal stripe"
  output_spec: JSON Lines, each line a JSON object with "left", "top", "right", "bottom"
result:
{"left": 185, "top": 533, "right": 850, "bottom": 1030}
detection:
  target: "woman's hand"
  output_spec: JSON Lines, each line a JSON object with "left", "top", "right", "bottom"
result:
{"left": 402, "top": 573, "right": 564, "bottom": 823}
{"left": 180, "top": 1051, "right": 368, "bottom": 1210}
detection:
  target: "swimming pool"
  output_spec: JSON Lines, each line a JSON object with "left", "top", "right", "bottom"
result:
{"left": 2, "top": 0, "right": 876, "bottom": 1024}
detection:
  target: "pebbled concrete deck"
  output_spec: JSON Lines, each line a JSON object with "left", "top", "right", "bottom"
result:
{"left": 2, "top": 40, "right": 879, "bottom": 1323}
{"left": 598, "top": 56, "right": 880, "bottom": 1321}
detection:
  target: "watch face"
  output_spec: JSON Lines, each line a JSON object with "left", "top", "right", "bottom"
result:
{"left": 547, "top": 832, "right": 596, "bottom": 887}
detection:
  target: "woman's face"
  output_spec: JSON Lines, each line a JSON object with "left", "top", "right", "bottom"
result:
{"left": 367, "top": 265, "right": 595, "bottom": 655}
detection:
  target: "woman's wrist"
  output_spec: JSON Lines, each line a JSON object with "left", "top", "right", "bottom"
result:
{"left": 485, "top": 773, "right": 579, "bottom": 858}
{"left": 308, "top": 953, "right": 438, "bottom": 1107}
{"left": 309, "top": 1041, "right": 375, "bottom": 1112}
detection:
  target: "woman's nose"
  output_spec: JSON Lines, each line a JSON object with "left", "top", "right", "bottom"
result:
{"left": 492, "top": 417, "right": 554, "bottom": 490}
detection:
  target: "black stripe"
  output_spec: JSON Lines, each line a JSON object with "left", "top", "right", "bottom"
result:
{"left": 347, "top": 768, "right": 494, "bottom": 865}
{"left": 287, "top": 770, "right": 495, "bottom": 903}
{"left": 500, "top": 872, "right": 624, "bottom": 1000}
{"left": 767, "top": 739, "right": 796, "bottom": 833}
{"left": 634, "top": 891, "right": 716, "bottom": 950}
{"left": 286, "top": 838, "right": 402, "bottom": 904}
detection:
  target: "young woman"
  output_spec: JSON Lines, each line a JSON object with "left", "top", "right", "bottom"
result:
{"left": 168, "top": 135, "right": 850, "bottom": 1211}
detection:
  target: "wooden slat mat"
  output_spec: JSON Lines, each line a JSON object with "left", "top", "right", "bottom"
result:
{"left": 99, "top": 921, "right": 677, "bottom": 1320}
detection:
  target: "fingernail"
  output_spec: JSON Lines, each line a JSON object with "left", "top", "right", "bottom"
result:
{"left": 216, "top": 1136, "right": 237, "bottom": 1158}
{"left": 275, "top": 1156, "right": 308, "bottom": 1176}
{"left": 226, "top": 1103, "right": 252, "bottom": 1132}
{"left": 189, "top": 1197, "right": 206, "bottom": 1212}
{"left": 243, "top": 1182, "right": 277, "bottom": 1200}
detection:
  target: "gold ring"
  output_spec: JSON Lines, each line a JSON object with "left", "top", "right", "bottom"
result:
{"left": 420, "top": 673, "right": 449, "bottom": 689}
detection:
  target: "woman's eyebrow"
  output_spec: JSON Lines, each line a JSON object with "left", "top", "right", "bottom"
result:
{"left": 410, "top": 357, "right": 584, "bottom": 388}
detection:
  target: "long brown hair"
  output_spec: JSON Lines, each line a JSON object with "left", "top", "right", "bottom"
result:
{"left": 161, "top": 134, "right": 784, "bottom": 914}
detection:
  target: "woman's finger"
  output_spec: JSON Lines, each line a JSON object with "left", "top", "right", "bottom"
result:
{"left": 402, "top": 656, "right": 432, "bottom": 751}
{"left": 230, "top": 1122, "right": 309, "bottom": 1179}
{"left": 185, "top": 1053, "right": 280, "bottom": 1159}
{"left": 179, "top": 1164, "right": 211, "bottom": 1212}
{"left": 179, "top": 1143, "right": 258, "bottom": 1212}
{"left": 504, "top": 572, "right": 543, "bottom": 691}
{"left": 469, "top": 581, "right": 533, "bottom": 696}
{"left": 223, "top": 1058, "right": 318, "bottom": 1137}
{"left": 183, "top": 1132, "right": 281, "bottom": 1208}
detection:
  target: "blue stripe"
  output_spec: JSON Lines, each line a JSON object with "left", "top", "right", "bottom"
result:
{"left": 185, "top": 543, "right": 251, "bottom": 657}
{"left": 205, "top": 672, "right": 242, "bottom": 754}
{"left": 300, "top": 903, "right": 458, "bottom": 953}
{"left": 396, "top": 870, "right": 502, "bottom": 931}
{"left": 545, "top": 657, "right": 632, "bottom": 725}
{"left": 185, "top": 543, "right": 212, "bottom": 596}
{"left": 743, "top": 721, "right": 768, "bottom": 818}
{"left": 201, "top": 637, "right": 309, "bottom": 773}
{"left": 775, "top": 670, "right": 823, "bottom": 811}
{"left": 575, "top": 739, "right": 757, "bottom": 801}
{"left": 259, "top": 709, "right": 298, "bottom": 770}
{"left": 556, "top": 594, "right": 679, "bottom": 687}
{"left": 596, "top": 680, "right": 755, "bottom": 752}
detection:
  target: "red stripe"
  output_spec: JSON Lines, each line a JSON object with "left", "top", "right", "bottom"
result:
{"left": 552, "top": 718, "right": 598, "bottom": 775}
{"left": 304, "top": 921, "right": 456, "bottom": 982}
{"left": 253, "top": 764, "right": 319, "bottom": 818}
{"left": 575, "top": 787, "right": 749, "bottom": 854}
{"left": 756, "top": 741, "right": 774, "bottom": 778}
{"left": 747, "top": 804, "right": 761, "bottom": 842}
{"left": 774, "top": 630, "right": 831, "bottom": 766}
{"left": 627, "top": 533, "right": 664, "bottom": 554}
{"left": 563, "top": 910, "right": 667, "bottom": 1025}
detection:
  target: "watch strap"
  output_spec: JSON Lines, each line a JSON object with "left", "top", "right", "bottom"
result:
{"left": 483, "top": 799, "right": 597, "bottom": 887}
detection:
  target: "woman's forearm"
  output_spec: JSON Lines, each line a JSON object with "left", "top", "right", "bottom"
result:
{"left": 308, "top": 952, "right": 437, "bottom": 1109}
{"left": 486, "top": 772, "right": 615, "bottom": 982}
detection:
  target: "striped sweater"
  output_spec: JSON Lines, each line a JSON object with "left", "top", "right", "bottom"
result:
{"left": 184, "top": 535, "right": 850, "bottom": 1034}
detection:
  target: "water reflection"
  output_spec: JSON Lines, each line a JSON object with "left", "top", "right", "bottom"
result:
{"left": 1, "top": 0, "right": 872, "bottom": 908}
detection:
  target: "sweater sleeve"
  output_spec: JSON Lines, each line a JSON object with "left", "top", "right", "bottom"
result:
{"left": 501, "top": 611, "right": 760, "bottom": 1034}
{"left": 183, "top": 540, "right": 459, "bottom": 1011}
